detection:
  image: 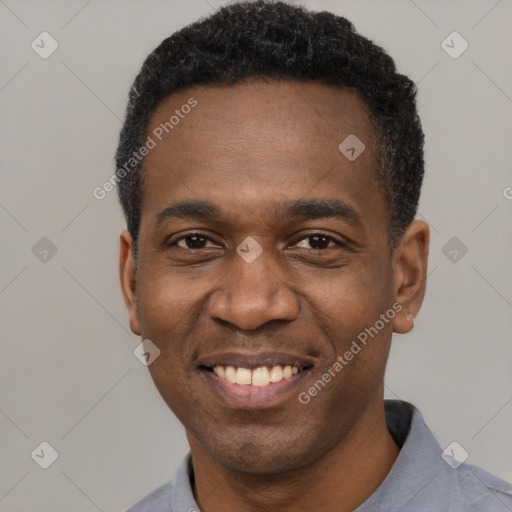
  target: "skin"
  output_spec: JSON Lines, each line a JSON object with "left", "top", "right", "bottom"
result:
{"left": 120, "top": 79, "right": 429, "bottom": 512}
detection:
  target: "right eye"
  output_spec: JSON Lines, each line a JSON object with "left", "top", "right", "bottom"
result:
{"left": 168, "top": 232, "right": 222, "bottom": 250}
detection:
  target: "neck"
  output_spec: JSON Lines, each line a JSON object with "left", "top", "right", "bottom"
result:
{"left": 188, "top": 400, "right": 400, "bottom": 512}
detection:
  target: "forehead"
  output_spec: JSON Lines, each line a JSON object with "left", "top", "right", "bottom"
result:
{"left": 139, "top": 79, "right": 385, "bottom": 233}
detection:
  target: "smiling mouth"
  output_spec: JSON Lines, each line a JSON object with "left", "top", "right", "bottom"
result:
{"left": 201, "top": 364, "right": 313, "bottom": 387}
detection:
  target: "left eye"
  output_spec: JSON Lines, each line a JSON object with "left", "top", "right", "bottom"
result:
{"left": 294, "top": 234, "right": 340, "bottom": 250}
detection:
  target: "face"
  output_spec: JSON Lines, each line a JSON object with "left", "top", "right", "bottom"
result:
{"left": 120, "top": 80, "right": 428, "bottom": 475}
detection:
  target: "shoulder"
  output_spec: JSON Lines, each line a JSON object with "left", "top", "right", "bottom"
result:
{"left": 366, "top": 401, "right": 512, "bottom": 512}
{"left": 126, "top": 482, "right": 174, "bottom": 512}
{"left": 451, "top": 462, "right": 512, "bottom": 511}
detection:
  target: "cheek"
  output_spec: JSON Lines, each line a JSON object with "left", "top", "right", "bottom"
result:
{"left": 307, "top": 257, "right": 394, "bottom": 327}
{"left": 135, "top": 268, "right": 213, "bottom": 413}
{"left": 304, "top": 259, "right": 395, "bottom": 388}
{"left": 137, "top": 263, "right": 200, "bottom": 337}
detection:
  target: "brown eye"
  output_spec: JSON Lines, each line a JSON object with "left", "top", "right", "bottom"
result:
{"left": 169, "top": 232, "right": 219, "bottom": 249}
{"left": 295, "top": 234, "right": 339, "bottom": 250}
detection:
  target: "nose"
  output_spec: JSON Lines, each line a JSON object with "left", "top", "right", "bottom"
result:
{"left": 207, "top": 249, "right": 300, "bottom": 330}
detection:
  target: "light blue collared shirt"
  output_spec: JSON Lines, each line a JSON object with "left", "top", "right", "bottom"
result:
{"left": 127, "top": 400, "right": 512, "bottom": 511}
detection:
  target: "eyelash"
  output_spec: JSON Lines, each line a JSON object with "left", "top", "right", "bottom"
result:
{"left": 168, "top": 231, "right": 347, "bottom": 251}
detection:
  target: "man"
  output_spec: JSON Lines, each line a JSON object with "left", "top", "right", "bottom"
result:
{"left": 117, "top": 1, "right": 512, "bottom": 510}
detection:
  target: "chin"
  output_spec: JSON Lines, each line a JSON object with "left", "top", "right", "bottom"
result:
{"left": 214, "top": 450, "right": 305, "bottom": 475}
{"left": 200, "top": 428, "right": 323, "bottom": 475}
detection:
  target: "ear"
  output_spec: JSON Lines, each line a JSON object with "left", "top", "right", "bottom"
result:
{"left": 392, "top": 220, "right": 430, "bottom": 334}
{"left": 119, "top": 229, "right": 141, "bottom": 335}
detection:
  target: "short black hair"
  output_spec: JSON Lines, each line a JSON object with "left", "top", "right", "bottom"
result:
{"left": 116, "top": 0, "right": 424, "bottom": 251}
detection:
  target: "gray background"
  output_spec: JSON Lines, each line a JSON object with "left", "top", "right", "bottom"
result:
{"left": 0, "top": 0, "right": 511, "bottom": 511}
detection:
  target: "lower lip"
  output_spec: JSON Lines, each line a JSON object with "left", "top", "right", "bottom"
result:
{"left": 201, "top": 368, "right": 311, "bottom": 409}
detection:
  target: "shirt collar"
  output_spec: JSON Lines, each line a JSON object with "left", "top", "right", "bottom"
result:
{"left": 355, "top": 399, "right": 445, "bottom": 511}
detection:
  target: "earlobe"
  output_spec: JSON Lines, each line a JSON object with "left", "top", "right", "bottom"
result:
{"left": 392, "top": 220, "right": 430, "bottom": 335}
{"left": 408, "top": 312, "right": 415, "bottom": 329}
{"left": 119, "top": 229, "right": 142, "bottom": 335}
{"left": 394, "top": 310, "right": 416, "bottom": 334}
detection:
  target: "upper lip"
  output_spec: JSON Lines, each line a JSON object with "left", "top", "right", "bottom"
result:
{"left": 198, "top": 351, "right": 316, "bottom": 370}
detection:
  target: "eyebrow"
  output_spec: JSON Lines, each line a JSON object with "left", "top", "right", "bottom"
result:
{"left": 154, "top": 198, "right": 360, "bottom": 228}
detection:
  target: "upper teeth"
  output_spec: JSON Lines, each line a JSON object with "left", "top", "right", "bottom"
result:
{"left": 213, "top": 365, "right": 299, "bottom": 386}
